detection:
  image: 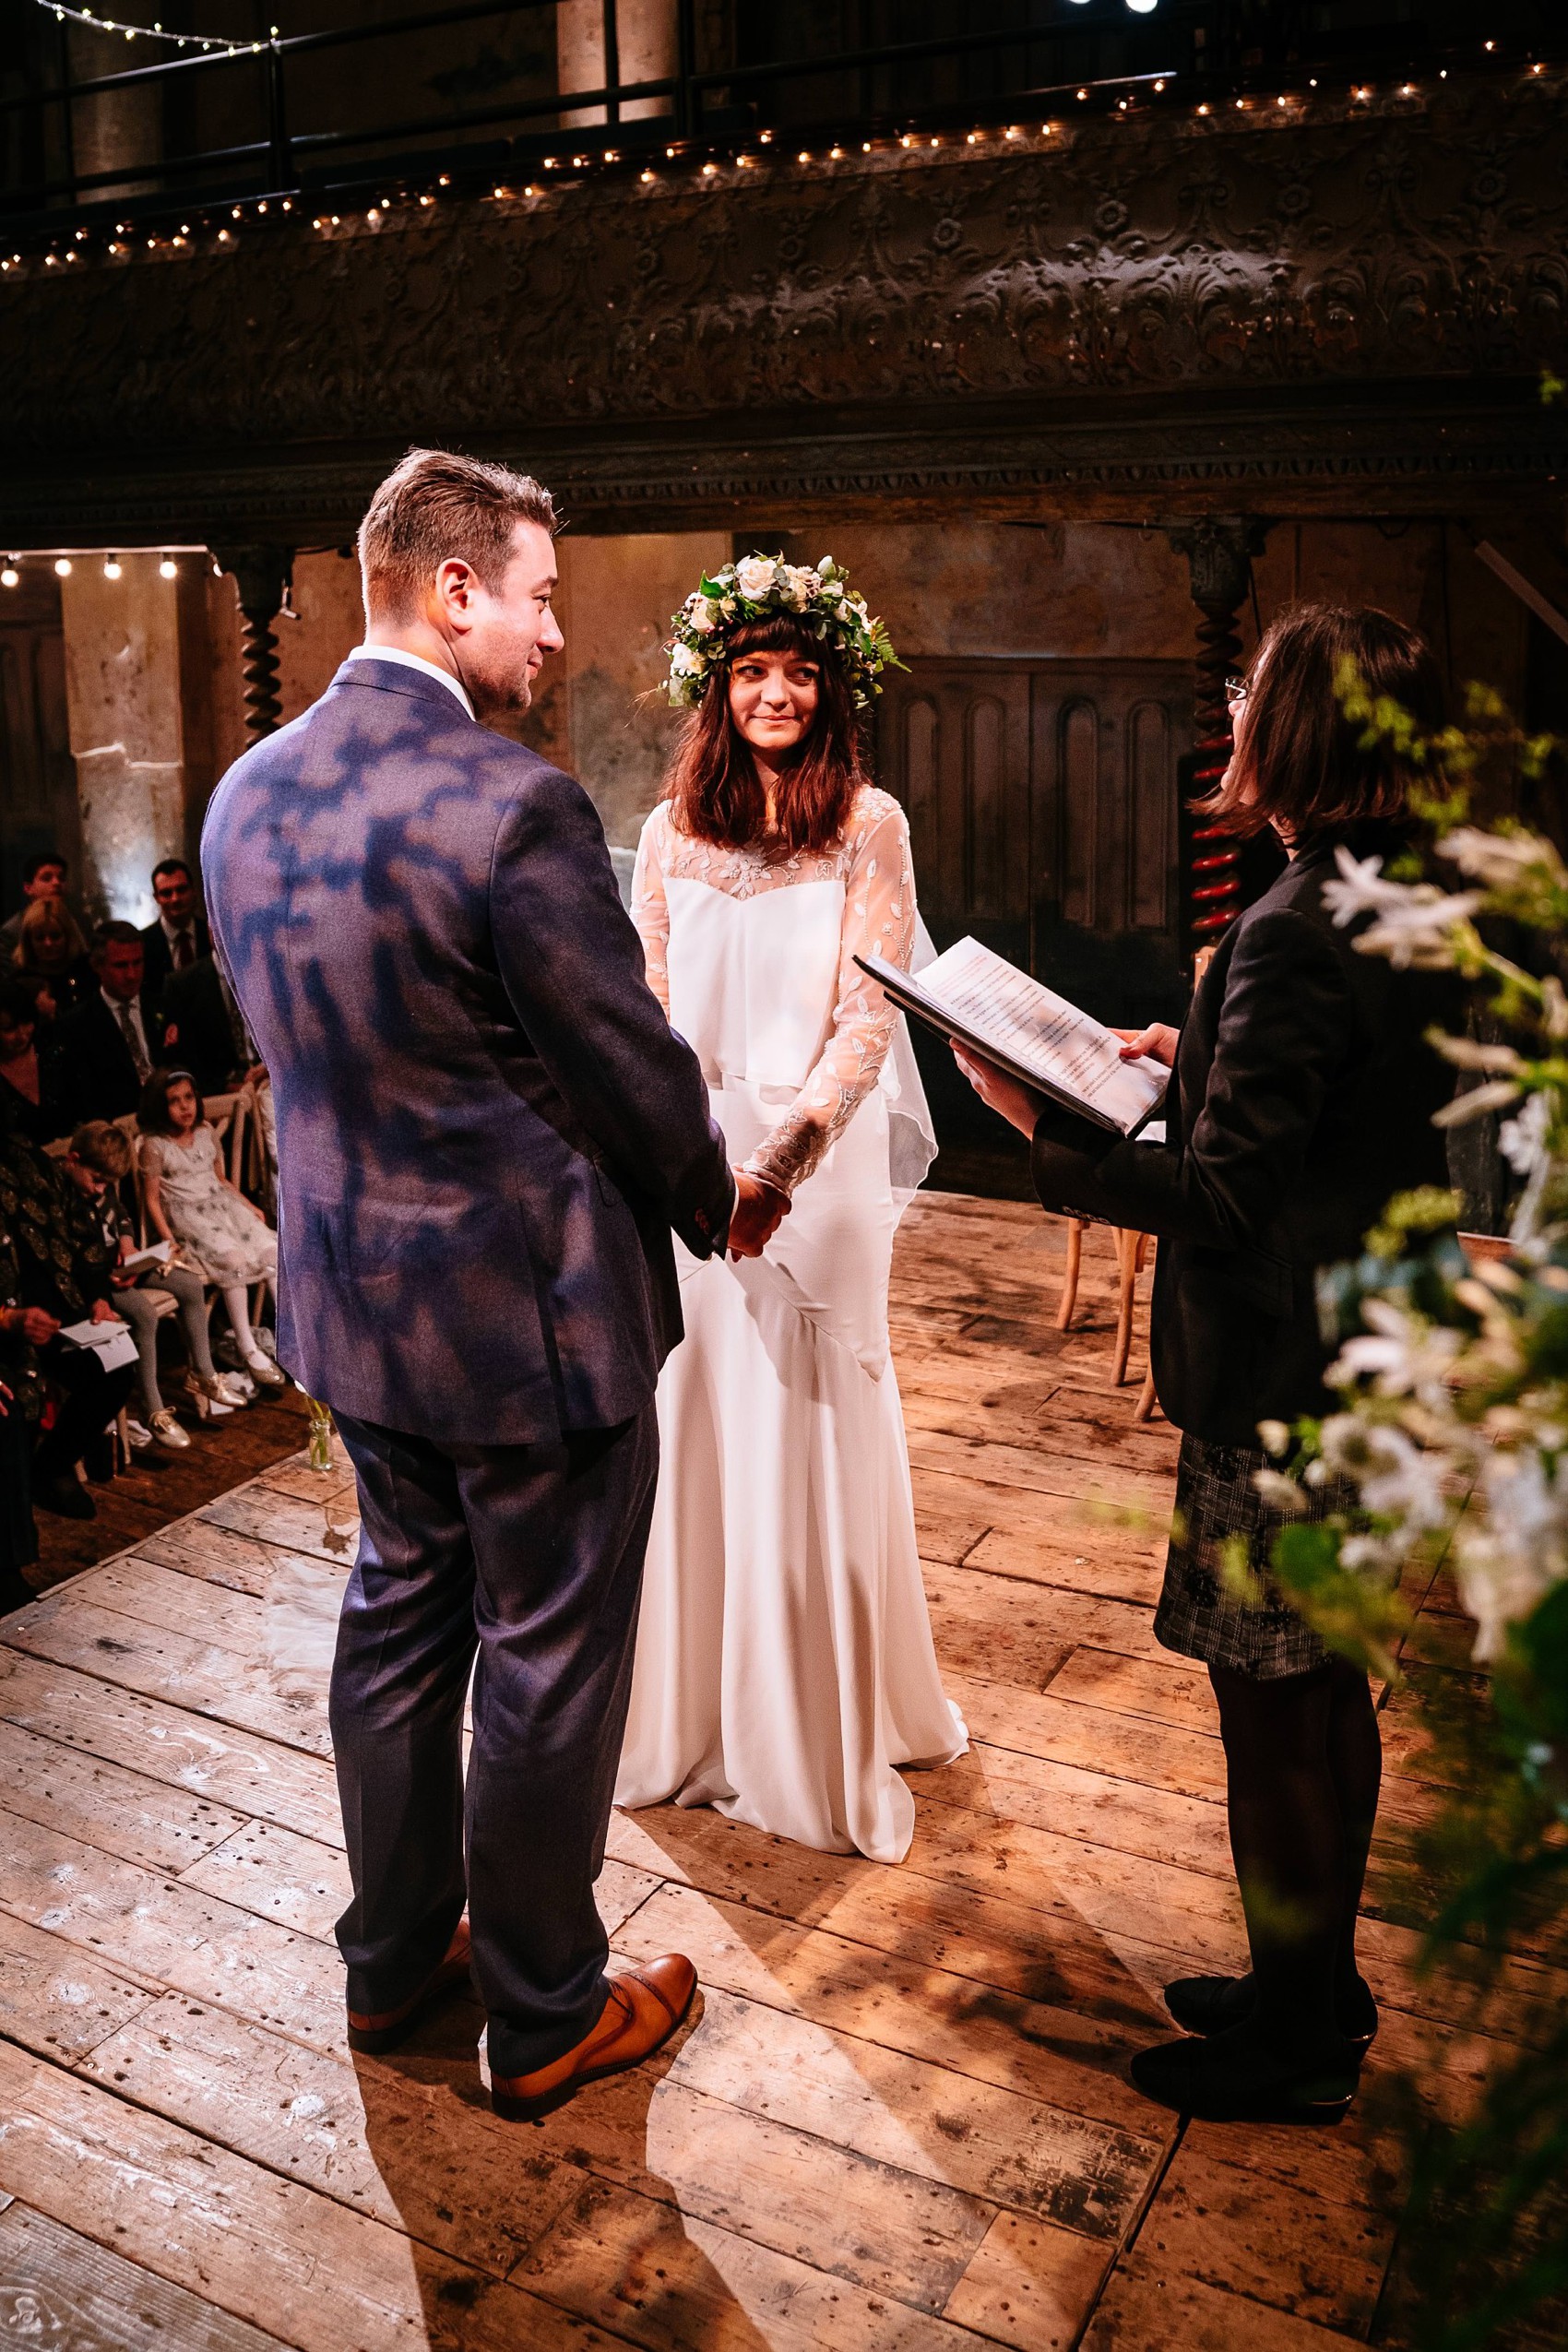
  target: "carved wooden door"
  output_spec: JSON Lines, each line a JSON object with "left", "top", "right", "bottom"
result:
{"left": 877, "top": 657, "right": 1192, "bottom": 1027}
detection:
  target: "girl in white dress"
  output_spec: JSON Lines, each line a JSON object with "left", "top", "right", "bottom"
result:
{"left": 615, "top": 554, "right": 966, "bottom": 1862}
{"left": 137, "top": 1067, "right": 286, "bottom": 1390}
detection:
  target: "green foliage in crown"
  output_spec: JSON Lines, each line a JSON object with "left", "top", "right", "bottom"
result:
{"left": 664, "top": 553, "right": 902, "bottom": 711}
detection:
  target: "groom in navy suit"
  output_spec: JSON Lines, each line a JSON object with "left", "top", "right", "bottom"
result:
{"left": 203, "top": 448, "right": 785, "bottom": 2119}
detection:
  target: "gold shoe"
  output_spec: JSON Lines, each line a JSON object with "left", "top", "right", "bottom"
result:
{"left": 148, "top": 1408, "right": 192, "bottom": 1451}
{"left": 183, "top": 1374, "right": 236, "bottom": 1421}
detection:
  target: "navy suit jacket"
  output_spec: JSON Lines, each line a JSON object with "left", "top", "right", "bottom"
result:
{"left": 201, "top": 656, "right": 734, "bottom": 1445}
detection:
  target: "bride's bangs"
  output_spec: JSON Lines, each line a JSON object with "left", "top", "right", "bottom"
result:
{"left": 666, "top": 623, "right": 866, "bottom": 857}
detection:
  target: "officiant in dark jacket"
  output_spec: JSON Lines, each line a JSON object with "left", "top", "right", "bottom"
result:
{"left": 957, "top": 603, "right": 1460, "bottom": 2132}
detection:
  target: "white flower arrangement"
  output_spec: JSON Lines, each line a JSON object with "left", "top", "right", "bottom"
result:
{"left": 663, "top": 553, "right": 902, "bottom": 711}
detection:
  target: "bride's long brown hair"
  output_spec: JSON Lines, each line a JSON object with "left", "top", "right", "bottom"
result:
{"left": 666, "top": 614, "right": 868, "bottom": 856}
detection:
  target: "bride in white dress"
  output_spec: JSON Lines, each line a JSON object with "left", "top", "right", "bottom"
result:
{"left": 615, "top": 554, "right": 967, "bottom": 1863}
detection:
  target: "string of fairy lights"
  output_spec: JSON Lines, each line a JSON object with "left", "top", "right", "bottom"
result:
{"left": 0, "top": 547, "right": 215, "bottom": 590}
{"left": 0, "top": 37, "right": 1557, "bottom": 277}
{"left": 36, "top": 3, "right": 275, "bottom": 56}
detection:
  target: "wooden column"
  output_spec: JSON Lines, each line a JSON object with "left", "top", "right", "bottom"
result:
{"left": 212, "top": 547, "right": 294, "bottom": 742}
{"left": 1165, "top": 517, "right": 1269, "bottom": 950}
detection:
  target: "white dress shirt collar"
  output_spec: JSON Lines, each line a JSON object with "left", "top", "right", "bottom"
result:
{"left": 346, "top": 643, "right": 474, "bottom": 720}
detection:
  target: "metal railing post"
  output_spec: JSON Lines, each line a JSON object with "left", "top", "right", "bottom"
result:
{"left": 601, "top": 0, "right": 620, "bottom": 126}
{"left": 266, "top": 37, "right": 293, "bottom": 193}
{"left": 674, "top": 0, "right": 695, "bottom": 141}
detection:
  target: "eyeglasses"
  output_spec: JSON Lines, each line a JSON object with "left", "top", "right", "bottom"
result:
{"left": 1225, "top": 674, "right": 1251, "bottom": 709}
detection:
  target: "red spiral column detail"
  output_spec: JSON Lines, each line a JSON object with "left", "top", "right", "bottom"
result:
{"left": 1165, "top": 517, "right": 1268, "bottom": 956}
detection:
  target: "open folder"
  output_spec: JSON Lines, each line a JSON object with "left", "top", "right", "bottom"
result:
{"left": 855, "top": 935, "right": 1169, "bottom": 1139}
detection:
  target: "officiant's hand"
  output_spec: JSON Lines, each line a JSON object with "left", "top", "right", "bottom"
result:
{"left": 954, "top": 1046, "right": 1046, "bottom": 1138}
{"left": 728, "top": 1172, "right": 790, "bottom": 1259}
{"left": 1115, "top": 1024, "right": 1180, "bottom": 1069}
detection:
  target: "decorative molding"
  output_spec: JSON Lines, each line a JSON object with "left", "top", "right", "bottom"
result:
{"left": 3, "top": 78, "right": 1564, "bottom": 539}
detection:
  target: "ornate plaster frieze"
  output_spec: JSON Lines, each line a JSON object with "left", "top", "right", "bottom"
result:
{"left": 1, "top": 76, "right": 1563, "bottom": 537}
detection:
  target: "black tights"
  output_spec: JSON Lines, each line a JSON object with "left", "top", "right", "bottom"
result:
{"left": 1209, "top": 1655, "right": 1382, "bottom": 2050}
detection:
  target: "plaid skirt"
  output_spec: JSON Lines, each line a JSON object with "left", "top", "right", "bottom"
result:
{"left": 1153, "top": 1431, "right": 1330, "bottom": 1681}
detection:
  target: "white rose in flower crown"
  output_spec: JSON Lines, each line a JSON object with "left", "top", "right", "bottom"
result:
{"left": 779, "top": 565, "right": 819, "bottom": 610}
{"left": 688, "top": 598, "right": 719, "bottom": 635}
{"left": 734, "top": 555, "right": 778, "bottom": 600}
{"left": 670, "top": 643, "right": 706, "bottom": 678}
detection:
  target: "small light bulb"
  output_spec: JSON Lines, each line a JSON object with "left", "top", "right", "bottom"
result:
{"left": 54, "top": 558, "right": 72, "bottom": 576}
{"left": 640, "top": 169, "right": 655, "bottom": 183}
{"left": 103, "top": 557, "right": 122, "bottom": 579}
{"left": 160, "top": 557, "right": 177, "bottom": 580}
{"left": 0, "top": 567, "right": 18, "bottom": 589}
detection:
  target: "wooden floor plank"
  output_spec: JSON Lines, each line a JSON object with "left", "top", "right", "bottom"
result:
{"left": 0, "top": 1716, "right": 249, "bottom": 1877}
{"left": 0, "top": 1649, "right": 343, "bottom": 1847}
{"left": 0, "top": 2201, "right": 297, "bottom": 2352}
{"left": 0, "top": 1907, "right": 158, "bottom": 2062}
{"left": 0, "top": 2040, "right": 611, "bottom": 2352}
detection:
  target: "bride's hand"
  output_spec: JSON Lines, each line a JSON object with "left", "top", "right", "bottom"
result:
{"left": 729, "top": 1171, "right": 790, "bottom": 1259}
{"left": 1115, "top": 1023, "right": 1180, "bottom": 1069}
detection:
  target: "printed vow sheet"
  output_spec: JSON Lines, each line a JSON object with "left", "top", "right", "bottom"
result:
{"left": 857, "top": 936, "right": 1168, "bottom": 1136}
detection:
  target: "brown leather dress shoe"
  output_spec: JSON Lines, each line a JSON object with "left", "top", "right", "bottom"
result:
{"left": 347, "top": 1918, "right": 472, "bottom": 2055}
{"left": 491, "top": 1953, "right": 697, "bottom": 2123}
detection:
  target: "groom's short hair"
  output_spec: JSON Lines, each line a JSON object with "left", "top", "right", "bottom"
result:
{"left": 359, "top": 448, "right": 557, "bottom": 621}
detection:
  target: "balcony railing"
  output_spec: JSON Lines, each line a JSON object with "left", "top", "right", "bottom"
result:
{"left": 0, "top": 0, "right": 1559, "bottom": 242}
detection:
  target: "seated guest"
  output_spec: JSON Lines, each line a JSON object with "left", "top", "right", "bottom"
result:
{"left": 62, "top": 1122, "right": 251, "bottom": 1450}
{"left": 0, "top": 981, "right": 72, "bottom": 1146}
{"left": 12, "top": 898, "right": 94, "bottom": 1025}
{"left": 55, "top": 921, "right": 168, "bottom": 1125}
{"left": 0, "top": 1123, "right": 136, "bottom": 1520}
{"left": 0, "top": 1224, "right": 44, "bottom": 1613}
{"left": 161, "top": 951, "right": 255, "bottom": 1099}
{"left": 0, "top": 849, "right": 76, "bottom": 960}
{"left": 957, "top": 604, "right": 1461, "bottom": 2127}
{"left": 137, "top": 1067, "right": 284, "bottom": 1389}
{"left": 139, "top": 858, "right": 212, "bottom": 1013}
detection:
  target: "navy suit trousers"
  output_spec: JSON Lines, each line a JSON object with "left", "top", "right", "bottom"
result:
{"left": 329, "top": 1404, "right": 658, "bottom": 2077}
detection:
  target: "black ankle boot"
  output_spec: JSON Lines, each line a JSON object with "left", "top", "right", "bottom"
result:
{"left": 1163, "top": 1971, "right": 1379, "bottom": 2050}
{"left": 1130, "top": 2021, "right": 1363, "bottom": 2124}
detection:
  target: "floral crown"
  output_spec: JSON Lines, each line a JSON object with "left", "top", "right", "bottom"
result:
{"left": 664, "top": 553, "right": 901, "bottom": 712}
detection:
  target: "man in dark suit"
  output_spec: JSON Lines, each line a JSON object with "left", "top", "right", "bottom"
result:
{"left": 55, "top": 922, "right": 168, "bottom": 1125}
{"left": 160, "top": 952, "right": 251, "bottom": 1098}
{"left": 203, "top": 448, "right": 786, "bottom": 2124}
{"left": 138, "top": 859, "right": 211, "bottom": 1013}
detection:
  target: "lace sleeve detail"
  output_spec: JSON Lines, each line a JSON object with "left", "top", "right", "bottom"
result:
{"left": 744, "top": 798, "right": 916, "bottom": 1195}
{"left": 630, "top": 807, "right": 671, "bottom": 1016}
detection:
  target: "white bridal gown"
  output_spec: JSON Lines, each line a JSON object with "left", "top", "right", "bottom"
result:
{"left": 615, "top": 786, "right": 968, "bottom": 1862}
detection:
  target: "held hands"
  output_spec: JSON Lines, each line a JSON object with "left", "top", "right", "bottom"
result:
{"left": 953, "top": 1047, "right": 1045, "bottom": 1139}
{"left": 728, "top": 1171, "right": 791, "bottom": 1260}
{"left": 1115, "top": 1023, "right": 1180, "bottom": 1069}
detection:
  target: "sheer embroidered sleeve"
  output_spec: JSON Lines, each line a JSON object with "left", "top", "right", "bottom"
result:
{"left": 630, "top": 806, "right": 671, "bottom": 1016}
{"left": 744, "top": 794, "right": 916, "bottom": 1195}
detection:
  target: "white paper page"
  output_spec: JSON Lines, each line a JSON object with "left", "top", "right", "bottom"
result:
{"left": 120, "top": 1240, "right": 173, "bottom": 1273}
{"left": 59, "top": 1318, "right": 139, "bottom": 1374}
{"left": 920, "top": 937, "right": 1168, "bottom": 1132}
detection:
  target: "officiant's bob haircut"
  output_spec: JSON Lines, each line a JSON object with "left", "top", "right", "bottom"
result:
{"left": 1201, "top": 603, "right": 1445, "bottom": 841}
{"left": 359, "top": 448, "right": 557, "bottom": 621}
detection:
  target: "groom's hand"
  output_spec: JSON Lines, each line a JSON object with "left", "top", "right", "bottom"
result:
{"left": 728, "top": 1172, "right": 790, "bottom": 1259}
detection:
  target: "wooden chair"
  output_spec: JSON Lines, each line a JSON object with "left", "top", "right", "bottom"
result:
{"left": 1055, "top": 1215, "right": 1154, "bottom": 1392}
